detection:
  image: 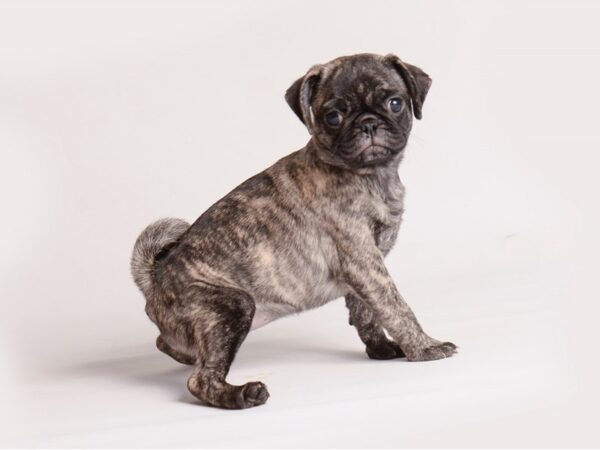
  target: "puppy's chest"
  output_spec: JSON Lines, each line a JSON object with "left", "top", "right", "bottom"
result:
{"left": 364, "top": 178, "right": 405, "bottom": 250}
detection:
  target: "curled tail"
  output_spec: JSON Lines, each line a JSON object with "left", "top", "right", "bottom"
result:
{"left": 130, "top": 217, "right": 190, "bottom": 299}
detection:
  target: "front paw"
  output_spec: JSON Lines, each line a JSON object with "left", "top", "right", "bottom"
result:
{"left": 406, "top": 341, "right": 457, "bottom": 362}
{"left": 366, "top": 339, "right": 405, "bottom": 360}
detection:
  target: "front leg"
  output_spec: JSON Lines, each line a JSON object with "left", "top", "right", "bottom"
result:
{"left": 340, "top": 244, "right": 457, "bottom": 361}
{"left": 346, "top": 293, "right": 405, "bottom": 359}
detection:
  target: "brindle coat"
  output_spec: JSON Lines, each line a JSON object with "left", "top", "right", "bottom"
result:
{"left": 131, "top": 53, "right": 457, "bottom": 409}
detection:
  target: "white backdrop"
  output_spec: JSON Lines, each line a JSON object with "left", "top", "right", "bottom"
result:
{"left": 1, "top": 0, "right": 599, "bottom": 447}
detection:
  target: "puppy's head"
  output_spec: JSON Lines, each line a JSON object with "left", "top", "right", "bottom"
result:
{"left": 286, "top": 53, "right": 431, "bottom": 171}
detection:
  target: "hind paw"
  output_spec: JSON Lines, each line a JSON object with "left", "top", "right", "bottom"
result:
{"left": 237, "top": 381, "right": 270, "bottom": 408}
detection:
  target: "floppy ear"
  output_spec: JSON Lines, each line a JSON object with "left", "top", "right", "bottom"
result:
{"left": 384, "top": 54, "right": 432, "bottom": 120}
{"left": 285, "top": 65, "right": 323, "bottom": 134}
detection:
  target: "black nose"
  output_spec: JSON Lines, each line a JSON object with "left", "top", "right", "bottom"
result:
{"left": 360, "top": 116, "right": 378, "bottom": 136}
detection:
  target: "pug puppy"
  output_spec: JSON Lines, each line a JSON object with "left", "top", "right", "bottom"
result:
{"left": 131, "top": 53, "right": 457, "bottom": 409}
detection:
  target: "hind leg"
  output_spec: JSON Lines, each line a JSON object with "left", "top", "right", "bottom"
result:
{"left": 156, "top": 336, "right": 196, "bottom": 365}
{"left": 182, "top": 283, "right": 269, "bottom": 409}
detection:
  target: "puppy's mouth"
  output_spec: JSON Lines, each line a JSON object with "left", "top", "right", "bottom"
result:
{"left": 359, "top": 144, "right": 393, "bottom": 165}
{"left": 355, "top": 127, "right": 406, "bottom": 162}
{"left": 331, "top": 127, "right": 407, "bottom": 169}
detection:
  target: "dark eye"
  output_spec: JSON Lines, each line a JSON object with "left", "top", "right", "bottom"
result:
{"left": 389, "top": 98, "right": 403, "bottom": 113}
{"left": 325, "top": 111, "right": 342, "bottom": 127}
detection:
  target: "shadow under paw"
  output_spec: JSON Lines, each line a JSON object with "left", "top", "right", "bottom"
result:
{"left": 366, "top": 339, "right": 406, "bottom": 360}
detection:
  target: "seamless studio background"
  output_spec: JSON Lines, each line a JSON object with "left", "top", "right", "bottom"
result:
{"left": 1, "top": 0, "right": 599, "bottom": 447}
